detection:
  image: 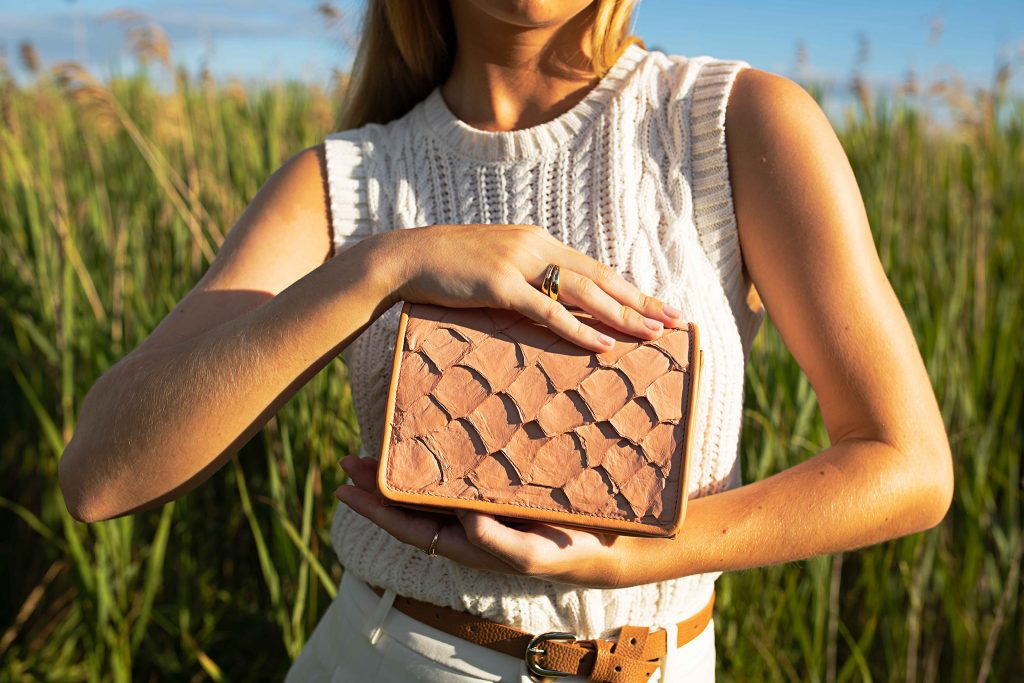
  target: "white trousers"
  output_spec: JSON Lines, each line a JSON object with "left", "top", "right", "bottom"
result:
{"left": 284, "top": 571, "right": 716, "bottom": 682}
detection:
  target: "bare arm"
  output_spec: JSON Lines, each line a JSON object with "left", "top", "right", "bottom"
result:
{"left": 59, "top": 145, "right": 400, "bottom": 522}
{"left": 607, "top": 69, "right": 955, "bottom": 584}
{"left": 61, "top": 144, "right": 683, "bottom": 524}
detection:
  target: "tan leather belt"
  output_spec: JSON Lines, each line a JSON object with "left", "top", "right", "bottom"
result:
{"left": 368, "top": 582, "right": 714, "bottom": 682}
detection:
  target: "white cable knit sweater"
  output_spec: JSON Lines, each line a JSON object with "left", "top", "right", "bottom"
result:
{"left": 323, "top": 43, "right": 764, "bottom": 642}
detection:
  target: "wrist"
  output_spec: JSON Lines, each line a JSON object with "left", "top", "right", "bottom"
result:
{"left": 353, "top": 230, "right": 409, "bottom": 309}
{"left": 605, "top": 533, "right": 696, "bottom": 588}
{"left": 603, "top": 535, "right": 637, "bottom": 589}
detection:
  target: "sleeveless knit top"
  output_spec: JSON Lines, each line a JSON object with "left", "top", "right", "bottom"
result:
{"left": 323, "top": 44, "right": 764, "bottom": 641}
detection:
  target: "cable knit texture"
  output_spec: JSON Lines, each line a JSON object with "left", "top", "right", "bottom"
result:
{"left": 323, "top": 44, "right": 764, "bottom": 642}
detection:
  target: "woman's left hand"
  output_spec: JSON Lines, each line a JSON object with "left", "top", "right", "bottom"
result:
{"left": 335, "top": 454, "right": 633, "bottom": 589}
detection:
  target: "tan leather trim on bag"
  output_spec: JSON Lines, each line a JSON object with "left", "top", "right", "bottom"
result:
{"left": 377, "top": 302, "right": 704, "bottom": 539}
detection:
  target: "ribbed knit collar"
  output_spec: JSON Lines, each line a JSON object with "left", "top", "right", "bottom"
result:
{"left": 417, "top": 43, "right": 647, "bottom": 162}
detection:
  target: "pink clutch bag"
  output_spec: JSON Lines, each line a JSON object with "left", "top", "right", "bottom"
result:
{"left": 376, "top": 302, "right": 703, "bottom": 538}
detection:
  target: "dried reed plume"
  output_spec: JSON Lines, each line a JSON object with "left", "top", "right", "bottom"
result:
{"left": 103, "top": 9, "right": 172, "bottom": 70}
{"left": 317, "top": 1, "right": 358, "bottom": 51}
{"left": 794, "top": 40, "right": 808, "bottom": 70}
{"left": 19, "top": 41, "right": 40, "bottom": 74}
{"left": 900, "top": 68, "right": 919, "bottom": 98}
{"left": 50, "top": 61, "right": 218, "bottom": 259}
{"left": 849, "top": 33, "right": 872, "bottom": 118}
{"left": 851, "top": 74, "right": 873, "bottom": 118}
{"left": 316, "top": 2, "right": 342, "bottom": 22}
{"left": 50, "top": 61, "right": 119, "bottom": 136}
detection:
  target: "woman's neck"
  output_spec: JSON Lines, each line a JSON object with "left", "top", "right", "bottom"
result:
{"left": 441, "top": 2, "right": 600, "bottom": 132}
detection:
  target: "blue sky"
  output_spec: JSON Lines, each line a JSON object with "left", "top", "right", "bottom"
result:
{"left": 1, "top": 0, "right": 1021, "bottom": 98}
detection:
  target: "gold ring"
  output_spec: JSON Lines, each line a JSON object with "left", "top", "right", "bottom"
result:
{"left": 424, "top": 525, "right": 441, "bottom": 556}
{"left": 540, "top": 264, "right": 560, "bottom": 302}
{"left": 540, "top": 265, "right": 554, "bottom": 295}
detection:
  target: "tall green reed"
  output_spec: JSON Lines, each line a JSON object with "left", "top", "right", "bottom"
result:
{"left": 1, "top": 65, "right": 357, "bottom": 681}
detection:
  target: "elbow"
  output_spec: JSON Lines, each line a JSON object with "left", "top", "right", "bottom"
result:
{"left": 60, "top": 436, "right": 186, "bottom": 522}
{"left": 59, "top": 461, "right": 90, "bottom": 523}
{"left": 59, "top": 449, "right": 93, "bottom": 523}
{"left": 926, "top": 451, "right": 955, "bottom": 530}
{"left": 902, "top": 435, "right": 955, "bottom": 532}
{"left": 64, "top": 497, "right": 101, "bottom": 525}
{"left": 58, "top": 441, "right": 111, "bottom": 523}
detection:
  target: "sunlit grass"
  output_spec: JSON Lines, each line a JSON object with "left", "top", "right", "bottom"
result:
{"left": 1, "top": 56, "right": 1020, "bottom": 682}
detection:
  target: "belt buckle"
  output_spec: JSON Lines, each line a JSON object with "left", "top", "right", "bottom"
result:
{"left": 525, "top": 631, "right": 576, "bottom": 681}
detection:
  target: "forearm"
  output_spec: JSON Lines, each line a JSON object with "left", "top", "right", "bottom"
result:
{"left": 60, "top": 235, "right": 400, "bottom": 522}
{"left": 613, "top": 438, "right": 952, "bottom": 587}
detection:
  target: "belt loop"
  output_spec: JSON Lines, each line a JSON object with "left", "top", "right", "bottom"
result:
{"left": 658, "top": 620, "right": 679, "bottom": 681}
{"left": 366, "top": 586, "right": 396, "bottom": 645}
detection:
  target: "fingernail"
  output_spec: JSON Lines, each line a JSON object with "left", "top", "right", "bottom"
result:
{"left": 663, "top": 303, "right": 682, "bottom": 318}
{"left": 597, "top": 333, "right": 615, "bottom": 346}
{"left": 335, "top": 486, "right": 350, "bottom": 502}
{"left": 643, "top": 316, "right": 663, "bottom": 331}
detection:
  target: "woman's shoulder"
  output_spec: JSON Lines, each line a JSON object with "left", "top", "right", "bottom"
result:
{"left": 638, "top": 47, "right": 831, "bottom": 184}
{"left": 642, "top": 46, "right": 820, "bottom": 130}
{"left": 639, "top": 47, "right": 813, "bottom": 113}
{"left": 728, "top": 66, "right": 821, "bottom": 122}
{"left": 723, "top": 65, "right": 840, "bottom": 180}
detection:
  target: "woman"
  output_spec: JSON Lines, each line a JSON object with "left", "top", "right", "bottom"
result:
{"left": 58, "top": 0, "right": 954, "bottom": 680}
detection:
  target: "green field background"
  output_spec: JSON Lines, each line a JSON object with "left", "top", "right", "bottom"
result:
{"left": 0, "top": 57, "right": 1021, "bottom": 682}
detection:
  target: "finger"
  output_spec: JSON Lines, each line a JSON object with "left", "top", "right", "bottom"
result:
{"left": 339, "top": 455, "right": 585, "bottom": 578}
{"left": 455, "top": 510, "right": 546, "bottom": 574}
{"left": 541, "top": 250, "right": 685, "bottom": 327}
{"left": 507, "top": 278, "right": 618, "bottom": 352}
{"left": 552, "top": 266, "right": 666, "bottom": 340}
{"left": 340, "top": 455, "right": 379, "bottom": 493}
{"left": 336, "top": 484, "right": 445, "bottom": 548}
{"left": 335, "top": 485, "right": 523, "bottom": 574}
{"left": 338, "top": 458, "right": 520, "bottom": 571}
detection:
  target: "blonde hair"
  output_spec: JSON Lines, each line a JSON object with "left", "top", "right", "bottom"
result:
{"left": 337, "top": 1, "right": 643, "bottom": 130}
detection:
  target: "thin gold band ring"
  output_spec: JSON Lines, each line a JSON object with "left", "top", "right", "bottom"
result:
{"left": 424, "top": 525, "right": 441, "bottom": 556}
{"left": 540, "top": 264, "right": 560, "bottom": 302}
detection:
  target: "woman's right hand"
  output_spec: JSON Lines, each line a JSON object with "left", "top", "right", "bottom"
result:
{"left": 383, "top": 223, "right": 685, "bottom": 352}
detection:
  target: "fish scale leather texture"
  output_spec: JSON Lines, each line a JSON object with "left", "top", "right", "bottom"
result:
{"left": 380, "top": 302, "right": 700, "bottom": 536}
